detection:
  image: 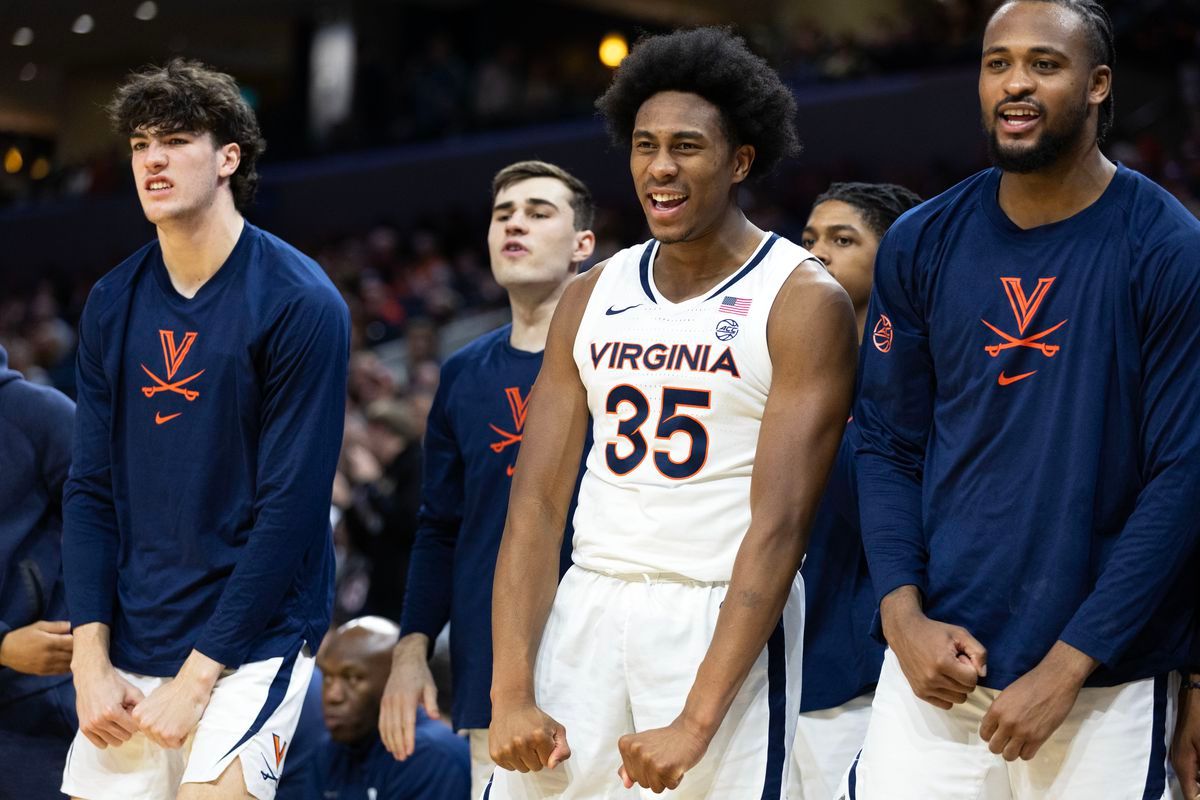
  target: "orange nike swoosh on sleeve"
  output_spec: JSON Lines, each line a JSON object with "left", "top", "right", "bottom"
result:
{"left": 155, "top": 411, "right": 183, "bottom": 424}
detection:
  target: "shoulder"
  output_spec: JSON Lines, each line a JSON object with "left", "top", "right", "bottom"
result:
{"left": 1116, "top": 167, "right": 1200, "bottom": 258}
{"left": 0, "top": 377, "right": 74, "bottom": 451}
{"left": 83, "top": 239, "right": 160, "bottom": 321}
{"left": 249, "top": 225, "right": 347, "bottom": 316}
{"left": 880, "top": 168, "right": 993, "bottom": 252}
{"left": 410, "top": 715, "right": 469, "bottom": 764}
{"left": 439, "top": 324, "right": 512, "bottom": 383}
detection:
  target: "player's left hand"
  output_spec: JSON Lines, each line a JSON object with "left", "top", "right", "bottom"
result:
{"left": 616, "top": 718, "right": 709, "bottom": 793}
{"left": 132, "top": 676, "right": 212, "bottom": 748}
{"left": 979, "top": 641, "right": 1094, "bottom": 762}
{"left": 1171, "top": 675, "right": 1200, "bottom": 799}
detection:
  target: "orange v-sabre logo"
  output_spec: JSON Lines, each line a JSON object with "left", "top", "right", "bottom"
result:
{"left": 489, "top": 387, "right": 531, "bottom": 476}
{"left": 273, "top": 733, "right": 287, "bottom": 768}
{"left": 142, "top": 330, "right": 203, "bottom": 423}
{"left": 981, "top": 277, "right": 1067, "bottom": 360}
{"left": 141, "top": 329, "right": 204, "bottom": 401}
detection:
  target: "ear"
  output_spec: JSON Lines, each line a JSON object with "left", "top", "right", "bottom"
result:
{"left": 217, "top": 142, "right": 242, "bottom": 179}
{"left": 731, "top": 143, "right": 755, "bottom": 186}
{"left": 1088, "top": 64, "right": 1112, "bottom": 107}
{"left": 571, "top": 229, "right": 597, "bottom": 266}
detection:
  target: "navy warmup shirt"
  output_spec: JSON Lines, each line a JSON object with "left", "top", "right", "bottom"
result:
{"left": 400, "top": 325, "right": 578, "bottom": 730}
{"left": 856, "top": 164, "right": 1200, "bottom": 689}
{"left": 801, "top": 421, "right": 882, "bottom": 711}
{"left": 63, "top": 222, "right": 349, "bottom": 675}
{"left": 321, "top": 713, "right": 469, "bottom": 799}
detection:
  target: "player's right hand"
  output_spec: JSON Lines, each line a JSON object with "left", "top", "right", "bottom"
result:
{"left": 489, "top": 703, "right": 571, "bottom": 773}
{"left": 0, "top": 619, "right": 73, "bottom": 675}
{"left": 379, "top": 634, "right": 441, "bottom": 761}
{"left": 882, "top": 591, "right": 987, "bottom": 709}
{"left": 74, "top": 663, "right": 144, "bottom": 749}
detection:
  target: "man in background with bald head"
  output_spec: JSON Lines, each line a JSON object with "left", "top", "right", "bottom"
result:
{"left": 318, "top": 617, "right": 468, "bottom": 799}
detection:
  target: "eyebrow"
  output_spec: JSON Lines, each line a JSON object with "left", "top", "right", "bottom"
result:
{"left": 492, "top": 198, "right": 560, "bottom": 213}
{"left": 632, "top": 129, "right": 707, "bottom": 141}
{"left": 983, "top": 45, "right": 1071, "bottom": 60}
{"left": 804, "top": 223, "right": 862, "bottom": 235}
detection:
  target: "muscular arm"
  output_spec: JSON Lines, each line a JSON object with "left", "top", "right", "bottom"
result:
{"left": 684, "top": 264, "right": 856, "bottom": 733}
{"left": 488, "top": 266, "right": 600, "bottom": 770}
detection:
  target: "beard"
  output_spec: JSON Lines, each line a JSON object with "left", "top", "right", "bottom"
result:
{"left": 984, "top": 93, "right": 1091, "bottom": 174}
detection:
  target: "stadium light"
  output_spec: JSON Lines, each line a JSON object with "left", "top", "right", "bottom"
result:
{"left": 19, "top": 62, "right": 36, "bottom": 81}
{"left": 4, "top": 147, "right": 23, "bottom": 174}
{"left": 31, "top": 157, "right": 50, "bottom": 180}
{"left": 72, "top": 14, "right": 95, "bottom": 34}
{"left": 599, "top": 33, "right": 628, "bottom": 69}
{"left": 135, "top": 2, "right": 158, "bottom": 21}
{"left": 12, "top": 27, "right": 34, "bottom": 46}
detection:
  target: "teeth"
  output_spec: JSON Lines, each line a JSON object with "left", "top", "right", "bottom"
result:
{"left": 148, "top": 181, "right": 170, "bottom": 190}
{"left": 651, "top": 193, "right": 686, "bottom": 202}
{"left": 1005, "top": 109, "right": 1037, "bottom": 117}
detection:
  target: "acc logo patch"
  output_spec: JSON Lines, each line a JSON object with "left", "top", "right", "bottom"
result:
{"left": 872, "top": 314, "right": 893, "bottom": 353}
{"left": 715, "top": 318, "right": 739, "bottom": 342}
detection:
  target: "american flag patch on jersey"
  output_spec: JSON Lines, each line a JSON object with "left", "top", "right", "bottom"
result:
{"left": 719, "top": 296, "right": 752, "bottom": 316}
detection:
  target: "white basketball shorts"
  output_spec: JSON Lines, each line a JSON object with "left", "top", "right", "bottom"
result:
{"left": 485, "top": 565, "right": 804, "bottom": 799}
{"left": 62, "top": 645, "right": 314, "bottom": 800}
{"left": 842, "top": 649, "right": 1176, "bottom": 800}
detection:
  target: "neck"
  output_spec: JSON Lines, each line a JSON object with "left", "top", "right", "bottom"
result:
{"left": 507, "top": 279, "right": 570, "bottom": 352}
{"left": 997, "top": 140, "right": 1116, "bottom": 229}
{"left": 654, "top": 205, "right": 763, "bottom": 303}
{"left": 157, "top": 197, "right": 244, "bottom": 298}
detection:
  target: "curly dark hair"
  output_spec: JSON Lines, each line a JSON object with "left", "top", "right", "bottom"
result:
{"left": 812, "top": 182, "right": 923, "bottom": 239}
{"left": 595, "top": 27, "right": 800, "bottom": 178}
{"left": 107, "top": 58, "right": 266, "bottom": 212}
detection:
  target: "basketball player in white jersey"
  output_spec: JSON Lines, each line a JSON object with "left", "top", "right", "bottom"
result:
{"left": 488, "top": 27, "right": 857, "bottom": 797}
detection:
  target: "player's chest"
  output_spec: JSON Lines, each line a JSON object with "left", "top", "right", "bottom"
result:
{"left": 120, "top": 304, "right": 259, "bottom": 430}
{"left": 921, "top": 249, "right": 1134, "bottom": 393}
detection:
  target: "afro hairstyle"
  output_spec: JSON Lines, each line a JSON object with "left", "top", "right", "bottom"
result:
{"left": 595, "top": 27, "right": 800, "bottom": 178}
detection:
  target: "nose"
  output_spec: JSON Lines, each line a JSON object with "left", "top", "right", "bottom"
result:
{"left": 505, "top": 211, "right": 528, "bottom": 235}
{"left": 808, "top": 239, "right": 831, "bottom": 267}
{"left": 648, "top": 148, "right": 679, "bottom": 182}
{"left": 1003, "top": 65, "right": 1036, "bottom": 99}
{"left": 324, "top": 679, "right": 346, "bottom": 705}
{"left": 144, "top": 140, "right": 168, "bottom": 170}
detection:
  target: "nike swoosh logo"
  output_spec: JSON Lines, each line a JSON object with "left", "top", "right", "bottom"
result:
{"left": 155, "top": 411, "right": 182, "bottom": 425}
{"left": 606, "top": 304, "right": 641, "bottom": 315}
{"left": 997, "top": 370, "right": 1037, "bottom": 386}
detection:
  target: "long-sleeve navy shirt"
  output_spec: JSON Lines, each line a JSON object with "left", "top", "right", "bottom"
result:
{"left": 856, "top": 164, "right": 1200, "bottom": 689}
{"left": 63, "top": 222, "right": 348, "bottom": 675}
{"left": 399, "top": 325, "right": 576, "bottom": 730}
{"left": 0, "top": 346, "right": 75, "bottom": 704}
{"left": 801, "top": 421, "right": 882, "bottom": 711}
{"left": 320, "top": 715, "right": 470, "bottom": 800}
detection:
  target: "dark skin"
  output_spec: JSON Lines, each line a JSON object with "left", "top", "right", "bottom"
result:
{"left": 488, "top": 89, "right": 857, "bottom": 792}
{"left": 318, "top": 619, "right": 400, "bottom": 745}
{"left": 1174, "top": 674, "right": 1200, "bottom": 799}
{"left": 883, "top": 0, "right": 1114, "bottom": 765}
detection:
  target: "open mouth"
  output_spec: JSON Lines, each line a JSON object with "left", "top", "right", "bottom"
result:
{"left": 502, "top": 241, "right": 528, "bottom": 255}
{"left": 649, "top": 191, "right": 688, "bottom": 214}
{"left": 998, "top": 107, "right": 1041, "bottom": 133}
{"left": 145, "top": 179, "right": 173, "bottom": 193}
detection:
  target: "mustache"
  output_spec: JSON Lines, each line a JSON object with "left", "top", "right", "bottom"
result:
{"left": 994, "top": 95, "right": 1046, "bottom": 116}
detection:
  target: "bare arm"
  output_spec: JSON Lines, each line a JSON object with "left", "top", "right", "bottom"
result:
{"left": 617, "top": 262, "right": 857, "bottom": 790}
{"left": 489, "top": 265, "right": 602, "bottom": 772}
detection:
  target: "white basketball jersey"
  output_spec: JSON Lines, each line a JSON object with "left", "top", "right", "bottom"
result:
{"left": 571, "top": 231, "right": 816, "bottom": 581}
